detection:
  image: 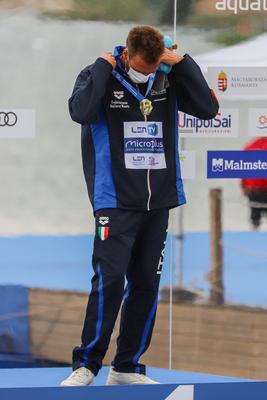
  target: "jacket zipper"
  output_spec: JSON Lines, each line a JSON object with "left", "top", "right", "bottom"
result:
{"left": 144, "top": 110, "right": 152, "bottom": 211}
{"left": 144, "top": 114, "right": 151, "bottom": 211}
{"left": 147, "top": 168, "right": 151, "bottom": 211}
{"left": 136, "top": 84, "right": 151, "bottom": 211}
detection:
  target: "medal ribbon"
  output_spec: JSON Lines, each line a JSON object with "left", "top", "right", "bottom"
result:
{"left": 112, "top": 69, "right": 155, "bottom": 102}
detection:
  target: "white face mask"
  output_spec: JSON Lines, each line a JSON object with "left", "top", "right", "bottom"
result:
{"left": 128, "top": 66, "right": 152, "bottom": 84}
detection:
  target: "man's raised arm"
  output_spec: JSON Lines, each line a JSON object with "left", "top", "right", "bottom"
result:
{"left": 173, "top": 54, "right": 219, "bottom": 120}
{"left": 68, "top": 54, "right": 115, "bottom": 125}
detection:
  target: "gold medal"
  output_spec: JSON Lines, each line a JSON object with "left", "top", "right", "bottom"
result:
{"left": 139, "top": 99, "right": 153, "bottom": 116}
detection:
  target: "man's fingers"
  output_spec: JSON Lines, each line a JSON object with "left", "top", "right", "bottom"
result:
{"left": 100, "top": 52, "right": 116, "bottom": 67}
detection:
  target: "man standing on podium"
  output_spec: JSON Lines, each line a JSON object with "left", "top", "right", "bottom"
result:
{"left": 61, "top": 25, "right": 219, "bottom": 386}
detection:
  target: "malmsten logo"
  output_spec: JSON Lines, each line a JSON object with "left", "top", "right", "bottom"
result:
{"left": 207, "top": 150, "right": 267, "bottom": 178}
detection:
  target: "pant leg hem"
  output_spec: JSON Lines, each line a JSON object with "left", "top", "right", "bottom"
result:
{"left": 112, "top": 364, "right": 146, "bottom": 375}
{"left": 72, "top": 359, "right": 99, "bottom": 376}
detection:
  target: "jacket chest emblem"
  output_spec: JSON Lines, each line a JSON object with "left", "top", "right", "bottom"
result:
{"left": 110, "top": 90, "right": 130, "bottom": 109}
{"left": 113, "top": 91, "right": 124, "bottom": 100}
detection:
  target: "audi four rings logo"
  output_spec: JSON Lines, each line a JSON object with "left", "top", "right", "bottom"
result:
{"left": 0, "top": 112, "right": 18, "bottom": 127}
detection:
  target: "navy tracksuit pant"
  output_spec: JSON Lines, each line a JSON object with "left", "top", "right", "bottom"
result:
{"left": 72, "top": 207, "right": 169, "bottom": 375}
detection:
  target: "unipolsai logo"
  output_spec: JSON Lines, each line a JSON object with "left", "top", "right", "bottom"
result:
{"left": 218, "top": 71, "right": 228, "bottom": 92}
{"left": 212, "top": 158, "right": 224, "bottom": 172}
{"left": 178, "top": 109, "right": 238, "bottom": 138}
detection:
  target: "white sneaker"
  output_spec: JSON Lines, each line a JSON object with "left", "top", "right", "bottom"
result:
{"left": 60, "top": 367, "right": 95, "bottom": 386}
{"left": 106, "top": 367, "right": 160, "bottom": 385}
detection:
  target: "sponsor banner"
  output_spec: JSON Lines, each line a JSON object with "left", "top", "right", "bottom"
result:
{"left": 208, "top": 67, "right": 267, "bottom": 99}
{"left": 165, "top": 385, "right": 194, "bottom": 399}
{"left": 207, "top": 150, "right": 267, "bottom": 178}
{"left": 215, "top": 0, "right": 267, "bottom": 14}
{"left": 2, "top": 380, "right": 267, "bottom": 400}
{"left": 123, "top": 121, "right": 166, "bottom": 169}
{"left": 179, "top": 109, "right": 239, "bottom": 138}
{"left": 248, "top": 108, "right": 267, "bottom": 137}
{"left": 0, "top": 109, "right": 35, "bottom": 138}
{"left": 180, "top": 151, "right": 196, "bottom": 180}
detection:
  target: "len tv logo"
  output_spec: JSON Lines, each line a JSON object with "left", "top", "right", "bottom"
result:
{"left": 130, "top": 123, "right": 159, "bottom": 136}
{"left": 147, "top": 123, "right": 158, "bottom": 136}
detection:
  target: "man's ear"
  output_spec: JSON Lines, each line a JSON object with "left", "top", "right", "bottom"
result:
{"left": 122, "top": 47, "right": 128, "bottom": 59}
{"left": 122, "top": 48, "right": 129, "bottom": 70}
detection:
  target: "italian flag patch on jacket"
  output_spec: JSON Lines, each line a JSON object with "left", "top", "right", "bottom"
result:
{"left": 98, "top": 226, "right": 109, "bottom": 240}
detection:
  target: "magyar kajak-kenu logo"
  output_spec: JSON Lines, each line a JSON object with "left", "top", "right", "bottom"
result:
{"left": 218, "top": 71, "right": 228, "bottom": 92}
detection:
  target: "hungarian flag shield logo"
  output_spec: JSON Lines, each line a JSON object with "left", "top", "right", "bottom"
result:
{"left": 218, "top": 71, "right": 228, "bottom": 92}
{"left": 98, "top": 226, "right": 109, "bottom": 240}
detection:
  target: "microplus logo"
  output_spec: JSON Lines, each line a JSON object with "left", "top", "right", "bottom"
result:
{"left": 216, "top": 0, "right": 267, "bottom": 14}
{"left": 208, "top": 151, "right": 267, "bottom": 178}
{"left": 125, "top": 138, "right": 164, "bottom": 153}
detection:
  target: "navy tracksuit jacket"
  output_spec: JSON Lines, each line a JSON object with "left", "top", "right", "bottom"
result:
{"left": 69, "top": 49, "right": 219, "bottom": 375}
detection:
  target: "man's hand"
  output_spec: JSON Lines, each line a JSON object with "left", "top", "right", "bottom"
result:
{"left": 100, "top": 52, "right": 116, "bottom": 68}
{"left": 160, "top": 48, "right": 184, "bottom": 66}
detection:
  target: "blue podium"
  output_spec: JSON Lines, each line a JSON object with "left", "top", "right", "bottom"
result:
{"left": 0, "top": 366, "right": 266, "bottom": 400}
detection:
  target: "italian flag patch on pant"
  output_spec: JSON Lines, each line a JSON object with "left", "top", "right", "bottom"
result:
{"left": 98, "top": 226, "right": 109, "bottom": 240}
